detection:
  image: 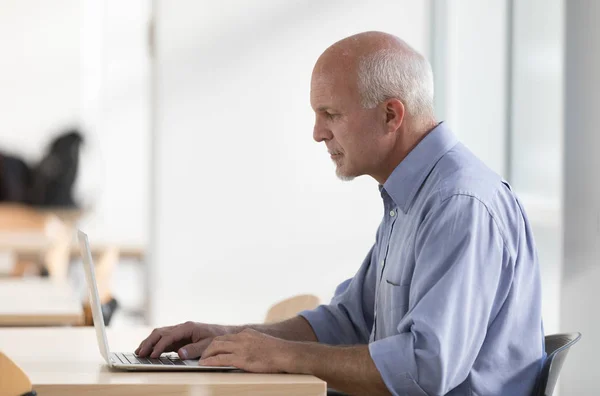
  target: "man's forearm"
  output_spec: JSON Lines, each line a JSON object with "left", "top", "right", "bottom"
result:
{"left": 287, "top": 342, "right": 390, "bottom": 396}
{"left": 220, "top": 317, "right": 389, "bottom": 393}
{"left": 228, "top": 316, "right": 318, "bottom": 342}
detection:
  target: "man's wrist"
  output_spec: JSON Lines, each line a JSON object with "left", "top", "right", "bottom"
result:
{"left": 278, "top": 340, "right": 318, "bottom": 374}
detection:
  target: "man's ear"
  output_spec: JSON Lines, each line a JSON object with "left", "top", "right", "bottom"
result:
{"left": 385, "top": 98, "right": 405, "bottom": 133}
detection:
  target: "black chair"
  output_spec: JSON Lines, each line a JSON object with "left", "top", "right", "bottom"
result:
{"left": 533, "top": 332, "right": 582, "bottom": 396}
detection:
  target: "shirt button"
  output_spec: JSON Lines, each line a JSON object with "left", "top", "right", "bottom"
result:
{"left": 390, "top": 210, "right": 396, "bottom": 217}
{"left": 380, "top": 260, "right": 385, "bottom": 267}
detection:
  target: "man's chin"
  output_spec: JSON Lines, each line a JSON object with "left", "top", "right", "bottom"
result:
{"left": 335, "top": 167, "right": 356, "bottom": 181}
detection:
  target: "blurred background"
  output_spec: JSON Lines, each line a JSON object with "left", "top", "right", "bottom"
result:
{"left": 0, "top": 0, "right": 597, "bottom": 394}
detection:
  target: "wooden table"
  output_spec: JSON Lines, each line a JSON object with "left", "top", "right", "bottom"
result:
{"left": 0, "top": 232, "right": 145, "bottom": 260}
{"left": 0, "top": 327, "right": 326, "bottom": 395}
{"left": 0, "top": 232, "right": 52, "bottom": 257}
{"left": 0, "top": 278, "right": 83, "bottom": 326}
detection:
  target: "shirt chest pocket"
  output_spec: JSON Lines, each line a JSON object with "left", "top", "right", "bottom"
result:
{"left": 383, "top": 250, "right": 415, "bottom": 287}
{"left": 380, "top": 228, "right": 416, "bottom": 286}
{"left": 379, "top": 253, "right": 414, "bottom": 315}
{"left": 380, "top": 279, "right": 410, "bottom": 313}
{"left": 377, "top": 230, "right": 415, "bottom": 318}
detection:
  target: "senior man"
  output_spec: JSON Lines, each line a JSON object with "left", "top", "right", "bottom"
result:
{"left": 136, "top": 31, "right": 545, "bottom": 396}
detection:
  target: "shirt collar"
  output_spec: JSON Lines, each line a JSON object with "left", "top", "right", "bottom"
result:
{"left": 381, "top": 122, "right": 458, "bottom": 213}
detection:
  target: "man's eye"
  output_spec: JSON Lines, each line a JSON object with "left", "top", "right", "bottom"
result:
{"left": 326, "top": 112, "right": 337, "bottom": 119}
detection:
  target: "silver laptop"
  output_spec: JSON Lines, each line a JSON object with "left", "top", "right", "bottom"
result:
{"left": 77, "top": 229, "right": 237, "bottom": 371}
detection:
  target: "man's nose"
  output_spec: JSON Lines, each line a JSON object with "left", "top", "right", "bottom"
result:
{"left": 313, "top": 124, "right": 333, "bottom": 143}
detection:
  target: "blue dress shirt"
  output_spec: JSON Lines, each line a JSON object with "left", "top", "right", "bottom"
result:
{"left": 300, "top": 123, "right": 545, "bottom": 395}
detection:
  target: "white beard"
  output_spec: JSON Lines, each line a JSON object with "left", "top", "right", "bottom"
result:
{"left": 335, "top": 164, "right": 356, "bottom": 181}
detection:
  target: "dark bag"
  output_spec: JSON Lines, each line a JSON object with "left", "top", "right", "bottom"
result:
{"left": 28, "top": 129, "right": 84, "bottom": 207}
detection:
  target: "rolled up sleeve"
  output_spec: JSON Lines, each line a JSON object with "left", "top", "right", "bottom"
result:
{"left": 369, "top": 195, "right": 507, "bottom": 395}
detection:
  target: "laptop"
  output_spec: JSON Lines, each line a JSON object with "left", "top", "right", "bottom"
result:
{"left": 77, "top": 229, "right": 238, "bottom": 371}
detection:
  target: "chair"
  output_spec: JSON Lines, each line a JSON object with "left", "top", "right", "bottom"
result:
{"left": 264, "top": 294, "right": 320, "bottom": 324}
{"left": 533, "top": 332, "right": 582, "bottom": 396}
{"left": 0, "top": 351, "right": 36, "bottom": 396}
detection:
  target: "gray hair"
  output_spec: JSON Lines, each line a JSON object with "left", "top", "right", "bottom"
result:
{"left": 357, "top": 48, "right": 434, "bottom": 118}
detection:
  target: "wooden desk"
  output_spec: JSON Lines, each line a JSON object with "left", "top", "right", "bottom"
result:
{"left": 0, "top": 327, "right": 327, "bottom": 395}
{"left": 0, "top": 232, "right": 52, "bottom": 257}
{"left": 0, "top": 233, "right": 149, "bottom": 323}
{"left": 0, "top": 233, "right": 145, "bottom": 261}
{"left": 0, "top": 279, "right": 83, "bottom": 326}
{"left": 0, "top": 232, "right": 65, "bottom": 277}
{"left": 69, "top": 243, "right": 146, "bottom": 260}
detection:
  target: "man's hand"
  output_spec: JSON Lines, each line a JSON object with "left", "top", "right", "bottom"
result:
{"left": 135, "top": 316, "right": 317, "bottom": 360}
{"left": 135, "top": 321, "right": 232, "bottom": 359}
{"left": 199, "top": 328, "right": 292, "bottom": 373}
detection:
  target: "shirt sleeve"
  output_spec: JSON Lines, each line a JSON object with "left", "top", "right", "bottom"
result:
{"left": 369, "top": 194, "right": 509, "bottom": 395}
{"left": 299, "top": 245, "right": 377, "bottom": 345}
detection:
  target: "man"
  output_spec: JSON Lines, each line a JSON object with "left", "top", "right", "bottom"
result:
{"left": 136, "top": 31, "right": 545, "bottom": 395}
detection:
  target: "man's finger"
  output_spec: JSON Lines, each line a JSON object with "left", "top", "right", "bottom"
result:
{"left": 150, "top": 334, "right": 179, "bottom": 358}
{"left": 135, "top": 332, "right": 154, "bottom": 355}
{"left": 136, "top": 328, "right": 166, "bottom": 357}
{"left": 152, "top": 323, "right": 199, "bottom": 358}
{"left": 136, "top": 325, "right": 175, "bottom": 357}
{"left": 201, "top": 340, "right": 237, "bottom": 359}
{"left": 178, "top": 338, "right": 212, "bottom": 359}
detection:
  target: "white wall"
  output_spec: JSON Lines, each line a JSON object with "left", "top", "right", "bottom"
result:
{"left": 0, "top": 0, "right": 81, "bottom": 160}
{"left": 432, "top": 0, "right": 508, "bottom": 176}
{"left": 0, "top": 0, "right": 150, "bottom": 246}
{"left": 561, "top": 1, "right": 600, "bottom": 394}
{"left": 150, "top": 0, "right": 431, "bottom": 325}
{"left": 78, "top": 0, "right": 150, "bottom": 246}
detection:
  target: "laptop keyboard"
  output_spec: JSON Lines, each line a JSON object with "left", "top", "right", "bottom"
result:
{"left": 114, "top": 352, "right": 187, "bottom": 366}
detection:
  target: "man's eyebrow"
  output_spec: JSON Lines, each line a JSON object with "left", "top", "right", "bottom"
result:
{"left": 316, "top": 106, "right": 335, "bottom": 112}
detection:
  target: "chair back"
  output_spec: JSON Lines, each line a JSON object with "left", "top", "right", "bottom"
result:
{"left": 0, "top": 351, "right": 35, "bottom": 396}
{"left": 264, "top": 294, "right": 320, "bottom": 323}
{"left": 532, "top": 332, "right": 582, "bottom": 396}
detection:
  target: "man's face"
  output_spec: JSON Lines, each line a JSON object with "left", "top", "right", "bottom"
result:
{"left": 310, "top": 68, "right": 388, "bottom": 181}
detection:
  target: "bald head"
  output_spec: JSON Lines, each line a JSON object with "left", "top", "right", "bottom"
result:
{"left": 313, "top": 31, "right": 434, "bottom": 120}
{"left": 316, "top": 31, "right": 409, "bottom": 66}
{"left": 311, "top": 32, "right": 437, "bottom": 184}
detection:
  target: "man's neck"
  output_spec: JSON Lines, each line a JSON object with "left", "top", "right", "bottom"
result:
{"left": 372, "top": 119, "right": 439, "bottom": 185}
